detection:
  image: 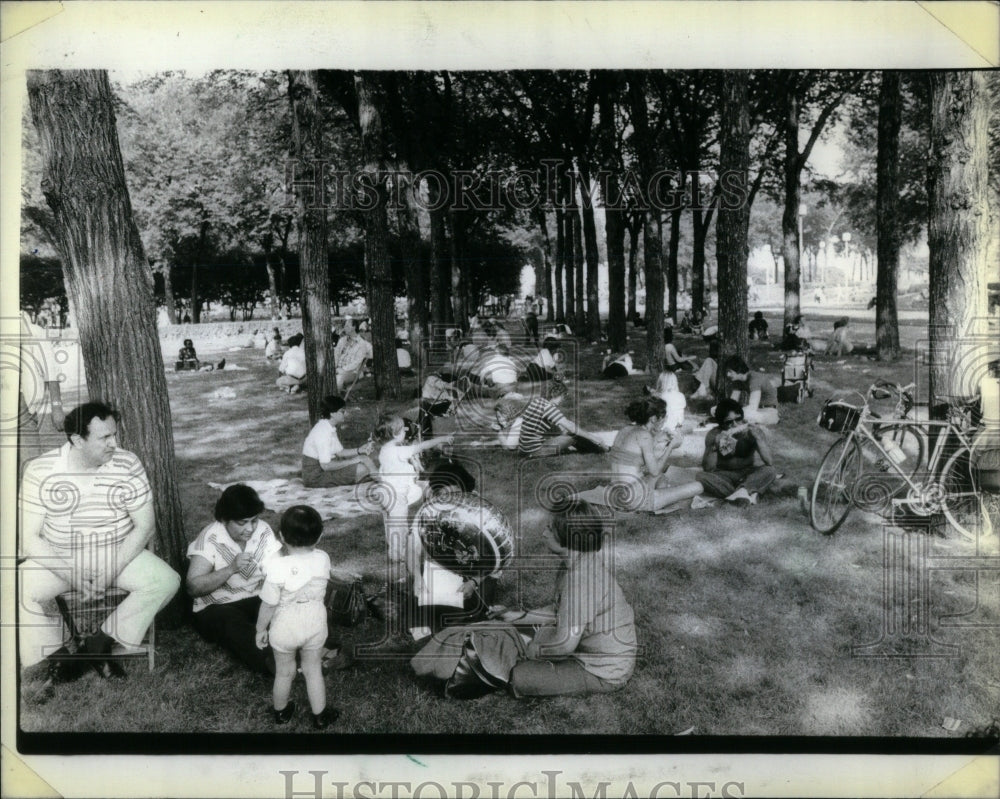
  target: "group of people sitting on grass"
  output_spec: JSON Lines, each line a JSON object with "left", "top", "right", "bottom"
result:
{"left": 276, "top": 322, "right": 375, "bottom": 395}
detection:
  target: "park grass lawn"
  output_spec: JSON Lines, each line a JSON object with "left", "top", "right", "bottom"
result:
{"left": 18, "top": 317, "right": 1000, "bottom": 738}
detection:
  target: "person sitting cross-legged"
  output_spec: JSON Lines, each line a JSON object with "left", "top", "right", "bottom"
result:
{"left": 695, "top": 399, "right": 778, "bottom": 506}
{"left": 186, "top": 484, "right": 283, "bottom": 676}
{"left": 498, "top": 383, "right": 608, "bottom": 458}
{"left": 499, "top": 500, "right": 637, "bottom": 697}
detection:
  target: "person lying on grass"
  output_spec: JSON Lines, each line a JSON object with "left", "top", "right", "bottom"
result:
{"left": 495, "top": 381, "right": 608, "bottom": 458}
{"left": 497, "top": 500, "right": 637, "bottom": 697}
{"left": 606, "top": 395, "right": 703, "bottom": 512}
{"left": 695, "top": 399, "right": 778, "bottom": 506}
{"left": 721, "top": 355, "right": 779, "bottom": 425}
{"left": 255, "top": 505, "right": 339, "bottom": 729}
{"left": 524, "top": 336, "right": 563, "bottom": 383}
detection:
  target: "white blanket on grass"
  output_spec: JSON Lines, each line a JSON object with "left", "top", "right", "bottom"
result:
{"left": 207, "top": 478, "right": 381, "bottom": 521}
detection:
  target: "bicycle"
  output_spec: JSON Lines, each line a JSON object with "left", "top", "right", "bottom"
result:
{"left": 810, "top": 380, "right": 986, "bottom": 538}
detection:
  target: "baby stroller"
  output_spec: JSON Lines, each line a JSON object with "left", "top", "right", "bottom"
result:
{"left": 778, "top": 347, "right": 814, "bottom": 404}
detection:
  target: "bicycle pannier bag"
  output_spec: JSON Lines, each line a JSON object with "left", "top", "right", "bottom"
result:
{"left": 818, "top": 400, "right": 860, "bottom": 433}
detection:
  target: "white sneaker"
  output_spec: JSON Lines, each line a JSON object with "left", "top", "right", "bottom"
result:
{"left": 725, "top": 487, "right": 755, "bottom": 506}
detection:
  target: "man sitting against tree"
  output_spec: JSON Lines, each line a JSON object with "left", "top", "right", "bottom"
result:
{"left": 334, "top": 323, "right": 373, "bottom": 392}
{"left": 18, "top": 402, "right": 181, "bottom": 683}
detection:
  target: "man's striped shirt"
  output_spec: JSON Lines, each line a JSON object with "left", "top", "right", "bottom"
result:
{"left": 517, "top": 397, "right": 569, "bottom": 456}
{"left": 20, "top": 443, "right": 152, "bottom": 551}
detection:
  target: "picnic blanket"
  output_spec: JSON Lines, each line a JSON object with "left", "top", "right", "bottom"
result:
{"left": 207, "top": 478, "right": 381, "bottom": 521}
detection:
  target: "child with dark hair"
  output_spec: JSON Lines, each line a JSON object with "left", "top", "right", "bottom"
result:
{"left": 501, "top": 500, "right": 637, "bottom": 697}
{"left": 256, "top": 505, "right": 339, "bottom": 729}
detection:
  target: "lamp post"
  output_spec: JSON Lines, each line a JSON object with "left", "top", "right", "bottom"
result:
{"left": 798, "top": 203, "right": 808, "bottom": 280}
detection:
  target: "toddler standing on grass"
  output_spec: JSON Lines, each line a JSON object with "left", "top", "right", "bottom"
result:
{"left": 255, "top": 505, "right": 339, "bottom": 729}
{"left": 375, "top": 415, "right": 454, "bottom": 582}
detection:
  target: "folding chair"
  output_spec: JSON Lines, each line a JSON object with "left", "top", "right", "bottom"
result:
{"left": 54, "top": 587, "right": 156, "bottom": 672}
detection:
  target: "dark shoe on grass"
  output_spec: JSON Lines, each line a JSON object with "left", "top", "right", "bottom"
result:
{"left": 92, "top": 658, "right": 128, "bottom": 681}
{"left": 312, "top": 707, "right": 340, "bottom": 730}
{"left": 46, "top": 648, "right": 88, "bottom": 684}
{"left": 274, "top": 701, "right": 296, "bottom": 725}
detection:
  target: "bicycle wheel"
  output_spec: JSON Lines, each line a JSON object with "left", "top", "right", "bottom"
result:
{"left": 810, "top": 437, "right": 861, "bottom": 534}
{"left": 853, "top": 423, "right": 925, "bottom": 516}
{"left": 939, "top": 447, "right": 986, "bottom": 541}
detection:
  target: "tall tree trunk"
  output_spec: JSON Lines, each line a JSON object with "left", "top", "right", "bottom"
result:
{"left": 562, "top": 184, "right": 576, "bottom": 324}
{"left": 605, "top": 205, "right": 627, "bottom": 351}
{"left": 598, "top": 83, "right": 627, "bottom": 350}
{"left": 354, "top": 72, "right": 401, "bottom": 400}
{"left": 578, "top": 165, "right": 602, "bottom": 342}
{"left": 27, "top": 69, "right": 186, "bottom": 613}
{"left": 554, "top": 206, "right": 565, "bottom": 322}
{"left": 534, "top": 207, "right": 554, "bottom": 323}
{"left": 627, "top": 219, "right": 639, "bottom": 323}
{"left": 691, "top": 180, "right": 706, "bottom": 316}
{"left": 190, "top": 219, "right": 208, "bottom": 324}
{"left": 159, "top": 262, "right": 177, "bottom": 324}
{"left": 261, "top": 233, "right": 281, "bottom": 321}
{"left": 449, "top": 211, "right": 468, "bottom": 333}
{"left": 666, "top": 208, "right": 681, "bottom": 321}
{"left": 429, "top": 192, "right": 450, "bottom": 335}
{"left": 573, "top": 202, "right": 586, "bottom": 335}
{"left": 716, "top": 69, "right": 752, "bottom": 399}
{"left": 289, "top": 70, "right": 338, "bottom": 422}
{"left": 875, "top": 70, "right": 902, "bottom": 361}
{"left": 928, "top": 71, "right": 993, "bottom": 404}
{"left": 781, "top": 85, "right": 803, "bottom": 344}
{"left": 643, "top": 213, "right": 665, "bottom": 373}
{"left": 396, "top": 175, "right": 427, "bottom": 367}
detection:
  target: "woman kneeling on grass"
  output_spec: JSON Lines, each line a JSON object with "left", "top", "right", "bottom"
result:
{"left": 499, "top": 500, "right": 637, "bottom": 697}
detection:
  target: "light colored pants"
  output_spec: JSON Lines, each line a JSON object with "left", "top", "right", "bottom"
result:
{"left": 18, "top": 549, "right": 180, "bottom": 668}
{"left": 510, "top": 658, "right": 622, "bottom": 697}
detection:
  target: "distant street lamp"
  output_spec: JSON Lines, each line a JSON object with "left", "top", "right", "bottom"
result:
{"left": 798, "top": 203, "right": 807, "bottom": 279}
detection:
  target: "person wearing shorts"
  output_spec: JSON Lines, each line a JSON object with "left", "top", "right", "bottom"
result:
{"left": 256, "top": 506, "right": 338, "bottom": 729}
